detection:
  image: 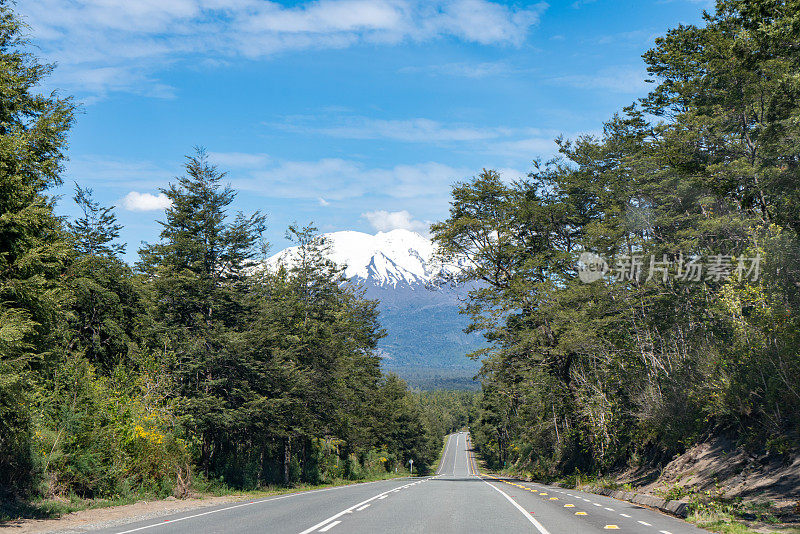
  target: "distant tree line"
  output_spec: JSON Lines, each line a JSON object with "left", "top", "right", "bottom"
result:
{"left": 0, "top": 2, "right": 457, "bottom": 504}
{"left": 433, "top": 0, "right": 800, "bottom": 476}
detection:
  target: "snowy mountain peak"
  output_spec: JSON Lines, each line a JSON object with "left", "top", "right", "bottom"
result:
{"left": 266, "top": 229, "right": 451, "bottom": 287}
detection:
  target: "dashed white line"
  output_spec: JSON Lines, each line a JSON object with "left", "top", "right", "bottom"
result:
{"left": 298, "top": 480, "right": 426, "bottom": 534}
{"left": 638, "top": 521, "right": 652, "bottom": 526}
{"left": 605, "top": 507, "right": 615, "bottom": 511}
{"left": 318, "top": 521, "right": 341, "bottom": 532}
{"left": 620, "top": 513, "right": 632, "bottom": 518}
{"left": 659, "top": 531, "right": 673, "bottom": 534}
{"left": 355, "top": 504, "right": 370, "bottom": 511}
{"left": 593, "top": 503, "right": 602, "bottom": 507}
{"left": 112, "top": 477, "right": 414, "bottom": 534}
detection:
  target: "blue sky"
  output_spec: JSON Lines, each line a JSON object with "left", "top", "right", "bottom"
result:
{"left": 22, "top": 0, "right": 710, "bottom": 262}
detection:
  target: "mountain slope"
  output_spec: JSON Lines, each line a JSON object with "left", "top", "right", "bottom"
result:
{"left": 267, "top": 229, "right": 454, "bottom": 287}
{"left": 266, "top": 229, "right": 483, "bottom": 388}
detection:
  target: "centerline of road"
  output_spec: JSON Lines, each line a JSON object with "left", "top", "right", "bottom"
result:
{"left": 300, "top": 431, "right": 475, "bottom": 533}
{"left": 111, "top": 478, "right": 418, "bottom": 534}
{"left": 297, "top": 478, "right": 431, "bottom": 534}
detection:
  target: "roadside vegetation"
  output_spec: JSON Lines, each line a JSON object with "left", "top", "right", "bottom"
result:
{"left": 432, "top": 0, "right": 800, "bottom": 529}
{"left": 0, "top": 1, "right": 478, "bottom": 519}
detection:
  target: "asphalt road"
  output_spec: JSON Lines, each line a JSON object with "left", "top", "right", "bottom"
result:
{"left": 96, "top": 432, "right": 708, "bottom": 533}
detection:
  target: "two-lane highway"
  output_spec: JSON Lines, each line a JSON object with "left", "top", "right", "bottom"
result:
{"left": 95, "top": 432, "right": 707, "bottom": 533}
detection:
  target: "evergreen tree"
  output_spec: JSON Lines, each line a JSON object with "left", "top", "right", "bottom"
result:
{"left": 65, "top": 184, "right": 143, "bottom": 374}
{"left": 68, "top": 183, "right": 125, "bottom": 257}
{"left": 137, "top": 148, "right": 266, "bottom": 476}
{"left": 435, "top": 0, "right": 800, "bottom": 476}
{"left": 0, "top": 1, "right": 75, "bottom": 498}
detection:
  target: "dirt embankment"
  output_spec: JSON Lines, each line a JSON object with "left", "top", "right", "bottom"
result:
{"left": 616, "top": 437, "right": 800, "bottom": 517}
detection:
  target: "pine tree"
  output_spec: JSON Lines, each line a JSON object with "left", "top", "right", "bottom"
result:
{"left": 68, "top": 183, "right": 125, "bottom": 257}
{"left": 0, "top": 0, "right": 75, "bottom": 498}
{"left": 66, "top": 185, "right": 143, "bottom": 373}
{"left": 137, "top": 148, "right": 266, "bottom": 476}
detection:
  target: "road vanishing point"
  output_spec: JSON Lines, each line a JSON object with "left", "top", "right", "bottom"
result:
{"left": 97, "top": 432, "right": 707, "bottom": 533}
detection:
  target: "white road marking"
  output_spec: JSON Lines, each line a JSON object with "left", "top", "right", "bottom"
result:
{"left": 112, "top": 477, "right": 415, "bottom": 534}
{"left": 437, "top": 434, "right": 453, "bottom": 475}
{"left": 355, "top": 504, "right": 370, "bottom": 511}
{"left": 660, "top": 531, "right": 673, "bottom": 534}
{"left": 638, "top": 521, "right": 652, "bottom": 526}
{"left": 593, "top": 503, "right": 602, "bottom": 506}
{"left": 620, "top": 513, "right": 631, "bottom": 518}
{"left": 318, "top": 520, "right": 341, "bottom": 532}
{"left": 605, "top": 507, "right": 615, "bottom": 511}
{"left": 298, "top": 480, "right": 428, "bottom": 534}
{"left": 481, "top": 479, "right": 552, "bottom": 534}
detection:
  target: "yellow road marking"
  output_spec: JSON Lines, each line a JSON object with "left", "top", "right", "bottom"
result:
{"left": 564, "top": 504, "right": 574, "bottom": 507}
{"left": 575, "top": 512, "right": 587, "bottom": 516}
{"left": 539, "top": 492, "right": 548, "bottom": 495}
{"left": 549, "top": 497, "right": 558, "bottom": 500}
{"left": 604, "top": 525, "right": 619, "bottom": 529}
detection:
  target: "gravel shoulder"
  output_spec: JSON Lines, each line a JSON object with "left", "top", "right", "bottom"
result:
{"left": 0, "top": 494, "right": 253, "bottom": 533}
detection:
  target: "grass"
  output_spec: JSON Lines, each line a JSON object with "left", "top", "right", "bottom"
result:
{"left": 1, "top": 493, "right": 144, "bottom": 523}
{"left": 689, "top": 511, "right": 800, "bottom": 534}
{"left": 0, "top": 470, "right": 413, "bottom": 524}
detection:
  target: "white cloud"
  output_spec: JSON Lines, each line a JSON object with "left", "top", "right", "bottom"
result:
{"left": 231, "top": 158, "right": 470, "bottom": 201}
{"left": 65, "top": 155, "right": 172, "bottom": 189}
{"left": 551, "top": 66, "right": 650, "bottom": 94}
{"left": 208, "top": 151, "right": 271, "bottom": 168}
{"left": 318, "top": 197, "right": 330, "bottom": 206}
{"left": 400, "top": 61, "right": 514, "bottom": 79}
{"left": 362, "top": 210, "right": 429, "bottom": 234}
{"left": 495, "top": 167, "right": 527, "bottom": 182}
{"left": 21, "top": 0, "right": 547, "bottom": 99}
{"left": 489, "top": 136, "right": 558, "bottom": 158}
{"left": 121, "top": 191, "right": 173, "bottom": 211}
{"left": 278, "top": 116, "right": 511, "bottom": 143}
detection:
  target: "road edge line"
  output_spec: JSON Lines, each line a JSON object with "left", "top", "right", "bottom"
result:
{"left": 436, "top": 434, "right": 453, "bottom": 475}
{"left": 481, "top": 478, "right": 552, "bottom": 534}
{"left": 111, "top": 477, "right": 412, "bottom": 534}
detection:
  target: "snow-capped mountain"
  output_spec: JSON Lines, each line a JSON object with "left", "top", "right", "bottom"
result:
{"left": 266, "top": 229, "right": 483, "bottom": 389}
{"left": 266, "top": 229, "right": 454, "bottom": 288}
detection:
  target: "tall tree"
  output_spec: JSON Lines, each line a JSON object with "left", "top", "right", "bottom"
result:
{"left": 0, "top": 0, "right": 75, "bottom": 498}
{"left": 437, "top": 0, "right": 800, "bottom": 477}
{"left": 137, "top": 148, "right": 266, "bottom": 476}
{"left": 65, "top": 184, "right": 143, "bottom": 373}
{"left": 68, "top": 183, "right": 125, "bottom": 257}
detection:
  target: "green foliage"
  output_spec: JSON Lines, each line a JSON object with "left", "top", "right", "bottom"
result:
{"left": 0, "top": 10, "right": 441, "bottom": 507}
{"left": 0, "top": 0, "right": 74, "bottom": 499}
{"left": 63, "top": 186, "right": 145, "bottom": 374}
{"left": 434, "top": 0, "right": 800, "bottom": 480}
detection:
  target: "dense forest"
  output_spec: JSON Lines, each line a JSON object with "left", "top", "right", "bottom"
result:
{"left": 434, "top": 0, "right": 800, "bottom": 477}
{"left": 0, "top": 2, "right": 475, "bottom": 506}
